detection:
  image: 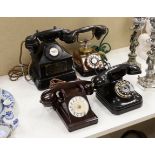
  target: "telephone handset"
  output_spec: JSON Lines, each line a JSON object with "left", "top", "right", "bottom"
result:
{"left": 60, "top": 25, "right": 107, "bottom": 43}
{"left": 60, "top": 25, "right": 111, "bottom": 76}
{"left": 25, "top": 27, "right": 77, "bottom": 90}
{"left": 40, "top": 79, "right": 98, "bottom": 132}
{"left": 92, "top": 64, "right": 143, "bottom": 115}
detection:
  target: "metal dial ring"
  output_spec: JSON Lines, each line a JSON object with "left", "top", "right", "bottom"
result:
{"left": 114, "top": 80, "right": 134, "bottom": 99}
{"left": 86, "top": 54, "right": 102, "bottom": 69}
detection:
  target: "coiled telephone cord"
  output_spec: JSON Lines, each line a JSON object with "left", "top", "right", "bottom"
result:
{"left": 8, "top": 41, "right": 31, "bottom": 81}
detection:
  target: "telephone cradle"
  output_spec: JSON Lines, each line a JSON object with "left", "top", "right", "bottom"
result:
{"left": 41, "top": 79, "right": 98, "bottom": 132}
{"left": 92, "top": 63, "right": 143, "bottom": 115}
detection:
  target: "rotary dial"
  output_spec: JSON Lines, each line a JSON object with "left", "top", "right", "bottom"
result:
{"left": 49, "top": 47, "right": 59, "bottom": 56}
{"left": 86, "top": 54, "right": 103, "bottom": 69}
{"left": 68, "top": 96, "right": 89, "bottom": 118}
{"left": 114, "top": 80, "right": 134, "bottom": 99}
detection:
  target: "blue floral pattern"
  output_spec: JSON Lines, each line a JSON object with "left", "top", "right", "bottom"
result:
{"left": 0, "top": 88, "right": 19, "bottom": 134}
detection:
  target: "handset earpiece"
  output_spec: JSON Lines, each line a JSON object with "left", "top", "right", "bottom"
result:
{"left": 40, "top": 89, "right": 66, "bottom": 110}
{"left": 91, "top": 75, "right": 106, "bottom": 89}
{"left": 25, "top": 35, "right": 40, "bottom": 53}
{"left": 126, "top": 64, "right": 141, "bottom": 75}
{"left": 93, "top": 25, "right": 107, "bottom": 40}
{"left": 40, "top": 89, "right": 57, "bottom": 107}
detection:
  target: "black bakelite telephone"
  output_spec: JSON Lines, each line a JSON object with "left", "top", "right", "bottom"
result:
{"left": 60, "top": 25, "right": 111, "bottom": 77}
{"left": 24, "top": 27, "right": 77, "bottom": 90}
{"left": 40, "top": 79, "right": 98, "bottom": 132}
{"left": 92, "top": 63, "right": 143, "bottom": 115}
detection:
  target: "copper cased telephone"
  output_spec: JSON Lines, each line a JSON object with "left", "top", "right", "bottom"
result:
{"left": 40, "top": 79, "right": 98, "bottom": 132}
{"left": 92, "top": 64, "right": 143, "bottom": 115}
{"left": 60, "top": 25, "right": 111, "bottom": 77}
{"left": 25, "top": 27, "right": 77, "bottom": 90}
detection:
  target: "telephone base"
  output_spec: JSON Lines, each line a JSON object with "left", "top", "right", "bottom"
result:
{"left": 56, "top": 107, "right": 98, "bottom": 132}
{"left": 96, "top": 91, "right": 143, "bottom": 115}
{"left": 74, "top": 63, "right": 105, "bottom": 77}
{"left": 67, "top": 116, "right": 98, "bottom": 132}
{"left": 31, "top": 70, "right": 77, "bottom": 90}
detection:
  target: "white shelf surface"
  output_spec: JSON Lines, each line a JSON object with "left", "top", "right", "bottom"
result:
{"left": 0, "top": 47, "right": 155, "bottom": 138}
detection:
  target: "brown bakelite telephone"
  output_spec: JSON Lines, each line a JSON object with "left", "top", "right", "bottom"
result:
{"left": 40, "top": 79, "right": 98, "bottom": 132}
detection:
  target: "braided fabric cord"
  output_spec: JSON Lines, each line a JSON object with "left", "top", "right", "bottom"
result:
{"left": 8, "top": 41, "right": 31, "bottom": 81}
